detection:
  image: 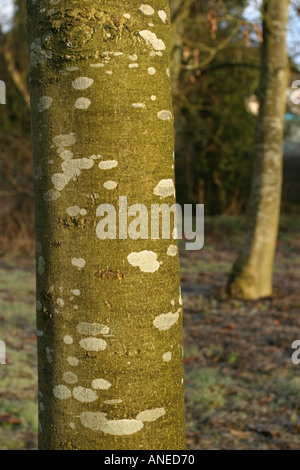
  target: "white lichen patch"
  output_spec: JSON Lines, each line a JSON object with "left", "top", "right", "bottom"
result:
{"left": 66, "top": 206, "right": 87, "bottom": 217}
{"left": 129, "top": 54, "right": 138, "bottom": 61}
{"left": 167, "top": 244, "right": 178, "bottom": 257}
{"left": 63, "top": 371, "right": 78, "bottom": 384}
{"left": 166, "top": 67, "right": 170, "bottom": 77}
{"left": 70, "top": 288, "right": 80, "bottom": 296}
{"left": 44, "top": 189, "right": 61, "bottom": 201}
{"left": 139, "top": 30, "right": 166, "bottom": 51}
{"left": 53, "top": 133, "right": 76, "bottom": 148}
{"left": 74, "top": 97, "right": 91, "bottom": 110}
{"left": 71, "top": 257, "right": 86, "bottom": 270}
{"left": 153, "top": 179, "right": 175, "bottom": 198}
{"left": 56, "top": 298, "right": 64, "bottom": 308}
{"left": 123, "top": 13, "right": 131, "bottom": 19}
{"left": 99, "top": 160, "right": 118, "bottom": 170}
{"left": 67, "top": 356, "right": 79, "bottom": 366}
{"left": 127, "top": 250, "right": 160, "bottom": 273}
{"left": 158, "top": 10, "right": 167, "bottom": 22}
{"left": 163, "top": 351, "right": 172, "bottom": 362}
{"left": 103, "top": 180, "right": 118, "bottom": 190}
{"left": 52, "top": 158, "right": 94, "bottom": 191}
{"left": 63, "top": 335, "right": 73, "bottom": 345}
{"left": 92, "top": 378, "right": 112, "bottom": 390}
{"left": 90, "top": 63, "right": 105, "bottom": 68}
{"left": 53, "top": 385, "right": 71, "bottom": 399}
{"left": 151, "top": 95, "right": 157, "bottom": 101}
{"left": 80, "top": 412, "right": 144, "bottom": 435}
{"left": 73, "top": 386, "right": 98, "bottom": 402}
{"left": 147, "top": 67, "right": 156, "bottom": 75}
{"left": 136, "top": 407, "right": 166, "bottom": 422}
{"left": 77, "top": 323, "right": 110, "bottom": 336}
{"left": 38, "top": 96, "right": 52, "bottom": 112}
{"left": 139, "top": 4, "right": 155, "bottom": 15}
{"left": 153, "top": 308, "right": 181, "bottom": 331}
{"left": 104, "top": 399, "right": 122, "bottom": 404}
{"left": 37, "top": 330, "right": 44, "bottom": 337}
{"left": 132, "top": 103, "right": 146, "bottom": 109}
{"left": 79, "top": 337, "right": 108, "bottom": 351}
{"left": 157, "top": 110, "right": 173, "bottom": 121}
{"left": 129, "top": 63, "right": 139, "bottom": 68}
{"left": 72, "top": 77, "right": 94, "bottom": 90}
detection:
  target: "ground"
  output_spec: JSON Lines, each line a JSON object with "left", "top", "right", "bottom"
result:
{"left": 0, "top": 215, "right": 299, "bottom": 450}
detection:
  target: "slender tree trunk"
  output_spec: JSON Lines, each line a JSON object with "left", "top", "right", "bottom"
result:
{"left": 227, "top": 0, "right": 289, "bottom": 300}
{"left": 27, "top": 0, "right": 185, "bottom": 450}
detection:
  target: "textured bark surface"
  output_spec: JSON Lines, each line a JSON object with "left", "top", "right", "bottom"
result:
{"left": 26, "top": 0, "right": 185, "bottom": 450}
{"left": 227, "top": 0, "right": 289, "bottom": 300}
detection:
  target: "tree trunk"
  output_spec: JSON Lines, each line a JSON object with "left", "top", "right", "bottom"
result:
{"left": 227, "top": 0, "right": 289, "bottom": 300}
{"left": 26, "top": 0, "right": 185, "bottom": 450}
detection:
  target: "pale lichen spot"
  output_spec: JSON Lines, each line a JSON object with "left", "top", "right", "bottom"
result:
{"left": 72, "top": 77, "right": 94, "bottom": 90}
{"left": 139, "top": 30, "right": 166, "bottom": 51}
{"left": 153, "top": 179, "right": 175, "bottom": 198}
{"left": 163, "top": 351, "right": 172, "bottom": 362}
{"left": 69, "top": 422, "right": 76, "bottom": 429}
{"left": 53, "top": 385, "right": 71, "bottom": 399}
{"left": 77, "top": 323, "right": 110, "bottom": 336}
{"left": 39, "top": 402, "right": 44, "bottom": 411}
{"left": 157, "top": 110, "right": 173, "bottom": 121}
{"left": 158, "top": 10, "right": 167, "bottom": 23}
{"left": 127, "top": 250, "right": 160, "bottom": 273}
{"left": 129, "top": 63, "right": 139, "bottom": 68}
{"left": 99, "top": 160, "right": 118, "bottom": 170}
{"left": 153, "top": 309, "right": 181, "bottom": 331}
{"left": 166, "top": 67, "right": 170, "bottom": 77}
{"left": 70, "top": 288, "right": 80, "bottom": 296}
{"left": 136, "top": 408, "right": 166, "bottom": 422}
{"left": 73, "top": 386, "right": 98, "bottom": 403}
{"left": 56, "top": 298, "right": 64, "bottom": 307}
{"left": 63, "top": 371, "right": 78, "bottom": 384}
{"left": 53, "top": 133, "right": 76, "bottom": 148}
{"left": 167, "top": 244, "right": 178, "bottom": 257}
{"left": 74, "top": 97, "right": 91, "bottom": 110}
{"left": 104, "top": 399, "right": 123, "bottom": 404}
{"left": 129, "top": 54, "right": 138, "bottom": 61}
{"left": 151, "top": 95, "right": 157, "bottom": 101}
{"left": 139, "top": 4, "right": 155, "bottom": 15}
{"left": 147, "top": 66, "right": 156, "bottom": 75}
{"left": 66, "top": 206, "right": 87, "bottom": 217}
{"left": 132, "top": 103, "right": 146, "bottom": 109}
{"left": 37, "top": 330, "right": 44, "bottom": 337}
{"left": 63, "top": 335, "right": 73, "bottom": 345}
{"left": 71, "top": 257, "right": 86, "bottom": 270}
{"left": 38, "top": 96, "right": 52, "bottom": 112}
{"left": 106, "top": 70, "right": 113, "bottom": 75}
{"left": 67, "top": 356, "right": 79, "bottom": 366}
{"left": 90, "top": 63, "right": 105, "bottom": 68}
{"left": 37, "top": 256, "right": 45, "bottom": 275}
{"left": 92, "top": 378, "right": 112, "bottom": 390}
{"left": 79, "top": 337, "right": 107, "bottom": 351}
{"left": 80, "top": 412, "right": 144, "bottom": 435}
{"left": 103, "top": 181, "right": 118, "bottom": 190}
{"left": 123, "top": 13, "right": 131, "bottom": 19}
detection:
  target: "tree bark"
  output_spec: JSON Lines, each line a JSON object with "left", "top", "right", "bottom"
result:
{"left": 227, "top": 0, "right": 289, "bottom": 300}
{"left": 26, "top": 0, "right": 185, "bottom": 450}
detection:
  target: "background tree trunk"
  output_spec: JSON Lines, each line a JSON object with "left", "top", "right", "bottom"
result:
{"left": 27, "top": 0, "right": 185, "bottom": 450}
{"left": 227, "top": 0, "right": 289, "bottom": 300}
